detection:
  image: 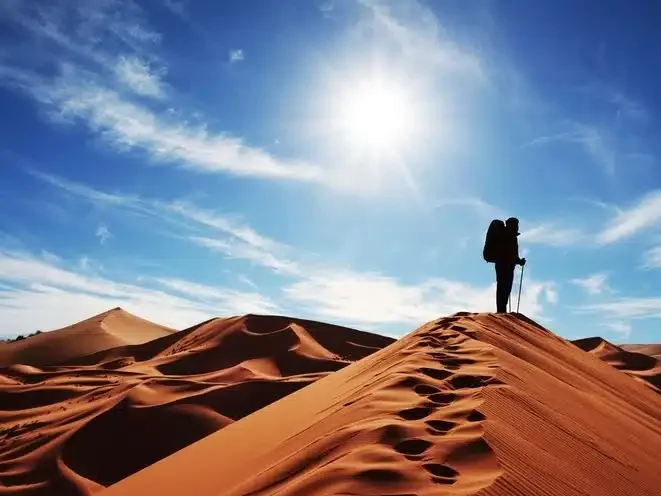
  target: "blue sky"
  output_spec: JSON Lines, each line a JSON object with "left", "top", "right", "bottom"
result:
{"left": 1, "top": 0, "right": 660, "bottom": 343}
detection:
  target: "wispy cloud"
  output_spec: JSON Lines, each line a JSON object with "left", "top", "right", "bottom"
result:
{"left": 0, "top": 249, "right": 278, "bottom": 336}
{"left": 642, "top": 246, "right": 661, "bottom": 270}
{"left": 571, "top": 273, "right": 609, "bottom": 295}
{"left": 528, "top": 123, "right": 615, "bottom": 176}
{"left": 228, "top": 49, "right": 244, "bottom": 63}
{"left": 602, "top": 320, "right": 632, "bottom": 340}
{"left": 95, "top": 224, "right": 112, "bottom": 245}
{"left": 435, "top": 197, "right": 505, "bottom": 219}
{"left": 581, "top": 83, "right": 648, "bottom": 123}
{"left": 597, "top": 190, "right": 661, "bottom": 244}
{"left": 358, "top": 0, "right": 484, "bottom": 80}
{"left": 579, "top": 297, "right": 661, "bottom": 321}
{"left": 114, "top": 55, "right": 166, "bottom": 98}
{"left": 0, "top": 0, "right": 325, "bottom": 185}
{"left": 520, "top": 223, "right": 584, "bottom": 247}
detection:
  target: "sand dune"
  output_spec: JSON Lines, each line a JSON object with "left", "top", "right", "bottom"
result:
{"left": 102, "top": 312, "right": 661, "bottom": 496}
{"left": 0, "top": 308, "right": 175, "bottom": 368}
{"left": 621, "top": 343, "right": 661, "bottom": 360}
{"left": 573, "top": 336, "right": 661, "bottom": 392}
{"left": 0, "top": 312, "right": 391, "bottom": 495}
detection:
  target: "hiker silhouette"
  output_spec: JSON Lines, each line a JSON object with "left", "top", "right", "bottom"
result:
{"left": 483, "top": 217, "right": 526, "bottom": 313}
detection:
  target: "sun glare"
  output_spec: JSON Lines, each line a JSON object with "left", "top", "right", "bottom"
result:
{"left": 333, "top": 77, "right": 419, "bottom": 154}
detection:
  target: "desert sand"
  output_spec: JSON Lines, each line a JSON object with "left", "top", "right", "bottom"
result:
{"left": 0, "top": 311, "right": 392, "bottom": 495}
{"left": 100, "top": 312, "right": 661, "bottom": 496}
{"left": 573, "top": 336, "right": 661, "bottom": 392}
{"left": 0, "top": 308, "right": 175, "bottom": 368}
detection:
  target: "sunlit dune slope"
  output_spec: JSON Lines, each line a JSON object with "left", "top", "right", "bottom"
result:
{"left": 0, "top": 313, "right": 392, "bottom": 495}
{"left": 573, "top": 336, "right": 661, "bottom": 392}
{"left": 103, "top": 312, "right": 661, "bottom": 496}
{"left": 0, "top": 308, "right": 175, "bottom": 368}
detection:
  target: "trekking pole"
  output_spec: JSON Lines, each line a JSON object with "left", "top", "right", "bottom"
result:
{"left": 516, "top": 265, "right": 525, "bottom": 313}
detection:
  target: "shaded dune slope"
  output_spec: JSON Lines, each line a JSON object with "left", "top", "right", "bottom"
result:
{"left": 0, "top": 314, "right": 392, "bottom": 495}
{"left": 103, "top": 313, "right": 661, "bottom": 496}
{"left": 573, "top": 336, "right": 661, "bottom": 392}
{"left": 0, "top": 309, "right": 175, "bottom": 368}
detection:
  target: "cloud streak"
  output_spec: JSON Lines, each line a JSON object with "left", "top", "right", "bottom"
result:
{"left": 571, "top": 273, "right": 609, "bottom": 295}
{"left": 0, "top": 249, "right": 279, "bottom": 336}
{"left": 597, "top": 190, "right": 661, "bottom": 244}
{"left": 0, "top": 0, "right": 325, "bottom": 185}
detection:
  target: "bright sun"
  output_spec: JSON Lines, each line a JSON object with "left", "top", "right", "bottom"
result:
{"left": 332, "top": 77, "right": 419, "bottom": 154}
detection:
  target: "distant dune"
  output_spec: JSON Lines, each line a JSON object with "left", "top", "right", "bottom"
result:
{"left": 573, "top": 336, "right": 661, "bottom": 392}
{"left": 0, "top": 308, "right": 175, "bottom": 368}
{"left": 0, "top": 311, "right": 392, "bottom": 494}
{"left": 620, "top": 343, "right": 661, "bottom": 360}
{"left": 102, "top": 313, "right": 661, "bottom": 496}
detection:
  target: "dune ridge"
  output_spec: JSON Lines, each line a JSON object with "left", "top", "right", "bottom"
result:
{"left": 0, "top": 313, "right": 392, "bottom": 495}
{"left": 0, "top": 308, "right": 175, "bottom": 369}
{"left": 102, "top": 312, "right": 661, "bottom": 496}
{"left": 573, "top": 336, "right": 661, "bottom": 392}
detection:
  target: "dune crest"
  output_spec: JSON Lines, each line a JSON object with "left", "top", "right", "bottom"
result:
{"left": 0, "top": 308, "right": 175, "bottom": 368}
{"left": 101, "top": 313, "right": 661, "bottom": 496}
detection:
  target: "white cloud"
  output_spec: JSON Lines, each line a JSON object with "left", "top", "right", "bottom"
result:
{"left": 579, "top": 297, "right": 661, "bottom": 321}
{"left": 34, "top": 75, "right": 323, "bottom": 181}
{"left": 95, "top": 224, "right": 112, "bottom": 245}
{"left": 229, "top": 49, "right": 244, "bottom": 63}
{"left": 153, "top": 278, "right": 278, "bottom": 314}
{"left": 284, "top": 268, "right": 555, "bottom": 326}
{"left": 0, "top": 250, "right": 278, "bottom": 336}
{"left": 642, "top": 246, "right": 661, "bottom": 269}
{"left": 598, "top": 190, "right": 661, "bottom": 244}
{"left": 603, "top": 320, "right": 632, "bottom": 340}
{"left": 571, "top": 273, "right": 609, "bottom": 295}
{"left": 0, "top": 1, "right": 325, "bottom": 185}
{"left": 520, "top": 223, "right": 584, "bottom": 247}
{"left": 114, "top": 55, "right": 166, "bottom": 98}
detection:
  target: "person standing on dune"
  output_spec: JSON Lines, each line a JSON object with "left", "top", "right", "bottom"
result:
{"left": 483, "top": 217, "right": 526, "bottom": 313}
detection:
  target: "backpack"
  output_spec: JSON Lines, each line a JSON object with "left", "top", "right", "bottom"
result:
{"left": 483, "top": 219, "right": 505, "bottom": 263}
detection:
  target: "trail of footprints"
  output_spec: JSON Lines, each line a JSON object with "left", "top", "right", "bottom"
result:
{"left": 391, "top": 314, "right": 503, "bottom": 488}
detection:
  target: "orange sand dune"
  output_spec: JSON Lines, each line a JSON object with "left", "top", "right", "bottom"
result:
{"left": 0, "top": 312, "right": 392, "bottom": 495}
{"left": 0, "top": 308, "right": 175, "bottom": 368}
{"left": 621, "top": 343, "right": 661, "bottom": 360}
{"left": 103, "top": 313, "right": 661, "bottom": 496}
{"left": 573, "top": 336, "right": 661, "bottom": 392}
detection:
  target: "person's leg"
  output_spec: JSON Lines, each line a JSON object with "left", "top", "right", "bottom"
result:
{"left": 495, "top": 264, "right": 515, "bottom": 313}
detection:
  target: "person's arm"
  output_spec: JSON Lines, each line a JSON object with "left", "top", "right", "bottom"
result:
{"left": 515, "top": 237, "right": 526, "bottom": 265}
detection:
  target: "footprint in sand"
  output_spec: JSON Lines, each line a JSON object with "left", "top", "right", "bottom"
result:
{"left": 398, "top": 406, "right": 434, "bottom": 421}
{"left": 395, "top": 438, "right": 433, "bottom": 460}
{"left": 413, "top": 384, "right": 440, "bottom": 396}
{"left": 425, "top": 419, "right": 457, "bottom": 434}
{"left": 448, "top": 374, "right": 502, "bottom": 390}
{"left": 419, "top": 367, "right": 453, "bottom": 381}
{"left": 423, "top": 463, "right": 459, "bottom": 484}
{"left": 427, "top": 392, "right": 457, "bottom": 406}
